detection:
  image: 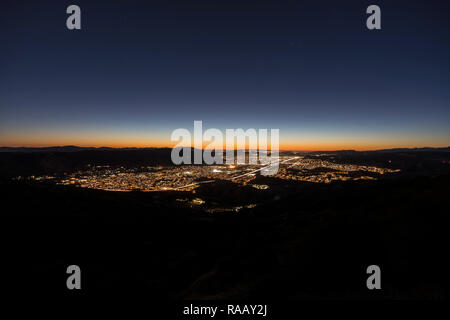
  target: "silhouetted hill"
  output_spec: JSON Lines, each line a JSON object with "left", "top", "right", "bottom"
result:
{"left": 0, "top": 146, "right": 168, "bottom": 152}
{"left": 0, "top": 148, "right": 174, "bottom": 178}
{"left": 2, "top": 174, "right": 449, "bottom": 299}
{"left": 1, "top": 146, "right": 449, "bottom": 153}
{"left": 1, "top": 147, "right": 449, "bottom": 179}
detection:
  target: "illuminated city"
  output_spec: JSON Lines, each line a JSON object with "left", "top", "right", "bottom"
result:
{"left": 24, "top": 155, "right": 400, "bottom": 192}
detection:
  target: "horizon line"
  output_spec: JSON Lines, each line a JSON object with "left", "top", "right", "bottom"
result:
{"left": 1, "top": 145, "right": 449, "bottom": 153}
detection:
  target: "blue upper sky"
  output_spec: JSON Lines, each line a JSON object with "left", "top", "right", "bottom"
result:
{"left": 1, "top": 0, "right": 449, "bottom": 149}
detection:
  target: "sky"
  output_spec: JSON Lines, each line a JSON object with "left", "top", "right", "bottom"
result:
{"left": 1, "top": 0, "right": 449, "bottom": 150}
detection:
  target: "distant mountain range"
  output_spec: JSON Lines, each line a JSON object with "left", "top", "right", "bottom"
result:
{"left": 0, "top": 146, "right": 171, "bottom": 153}
{"left": 0, "top": 146, "right": 448, "bottom": 153}
{"left": 309, "top": 147, "right": 450, "bottom": 154}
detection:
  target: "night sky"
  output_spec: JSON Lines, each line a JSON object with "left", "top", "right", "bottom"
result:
{"left": 1, "top": 0, "right": 449, "bottom": 150}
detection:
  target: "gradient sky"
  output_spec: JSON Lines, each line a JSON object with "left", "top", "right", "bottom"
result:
{"left": 1, "top": 0, "right": 449, "bottom": 150}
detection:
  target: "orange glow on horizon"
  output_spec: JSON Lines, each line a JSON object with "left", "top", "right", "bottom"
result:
{"left": 1, "top": 128, "right": 449, "bottom": 151}
{"left": 2, "top": 124, "right": 449, "bottom": 151}
{"left": 1, "top": 139, "right": 448, "bottom": 151}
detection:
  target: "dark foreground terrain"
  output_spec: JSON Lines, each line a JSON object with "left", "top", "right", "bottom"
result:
{"left": 2, "top": 175, "right": 450, "bottom": 300}
{"left": 1, "top": 148, "right": 450, "bottom": 304}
